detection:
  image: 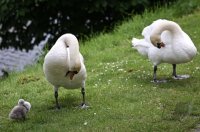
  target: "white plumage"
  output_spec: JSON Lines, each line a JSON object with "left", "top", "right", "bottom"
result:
{"left": 43, "top": 33, "right": 87, "bottom": 108}
{"left": 132, "top": 19, "right": 197, "bottom": 82}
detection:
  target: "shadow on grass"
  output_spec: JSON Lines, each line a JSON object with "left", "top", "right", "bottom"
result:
{"left": 153, "top": 76, "right": 199, "bottom": 91}
{"left": 33, "top": 94, "right": 81, "bottom": 113}
{"left": 162, "top": 101, "right": 200, "bottom": 122}
{"left": 49, "top": 96, "right": 81, "bottom": 110}
{"left": 21, "top": 95, "right": 86, "bottom": 125}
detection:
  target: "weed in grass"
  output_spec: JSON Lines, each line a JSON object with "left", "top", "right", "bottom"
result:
{"left": 17, "top": 75, "right": 40, "bottom": 85}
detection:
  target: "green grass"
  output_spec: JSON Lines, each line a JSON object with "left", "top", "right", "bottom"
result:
{"left": 1, "top": 3, "right": 200, "bottom": 132}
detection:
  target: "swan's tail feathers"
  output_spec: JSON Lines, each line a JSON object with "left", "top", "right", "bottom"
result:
{"left": 131, "top": 38, "right": 149, "bottom": 57}
{"left": 132, "top": 38, "right": 141, "bottom": 49}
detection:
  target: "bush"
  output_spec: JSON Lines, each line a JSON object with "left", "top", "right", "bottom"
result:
{"left": 0, "top": 0, "right": 174, "bottom": 50}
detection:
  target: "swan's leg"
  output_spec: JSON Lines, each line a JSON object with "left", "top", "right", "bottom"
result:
{"left": 81, "top": 87, "right": 86, "bottom": 105}
{"left": 172, "top": 64, "right": 190, "bottom": 79}
{"left": 153, "top": 65, "right": 157, "bottom": 82}
{"left": 172, "top": 64, "right": 177, "bottom": 77}
{"left": 54, "top": 86, "right": 60, "bottom": 109}
{"left": 80, "top": 82, "right": 89, "bottom": 109}
{"left": 153, "top": 65, "right": 167, "bottom": 83}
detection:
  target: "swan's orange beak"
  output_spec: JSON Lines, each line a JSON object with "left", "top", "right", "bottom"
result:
{"left": 157, "top": 42, "right": 165, "bottom": 49}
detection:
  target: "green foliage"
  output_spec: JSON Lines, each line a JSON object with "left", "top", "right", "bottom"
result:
{"left": 0, "top": 0, "right": 175, "bottom": 50}
{"left": 1, "top": 1, "right": 200, "bottom": 131}
{"left": 173, "top": 0, "right": 200, "bottom": 16}
{"left": 17, "top": 75, "right": 40, "bottom": 85}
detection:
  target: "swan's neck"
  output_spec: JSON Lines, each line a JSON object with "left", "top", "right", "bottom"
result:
{"left": 150, "top": 20, "right": 183, "bottom": 46}
{"left": 67, "top": 47, "right": 71, "bottom": 70}
{"left": 152, "top": 21, "right": 182, "bottom": 36}
{"left": 65, "top": 40, "right": 81, "bottom": 72}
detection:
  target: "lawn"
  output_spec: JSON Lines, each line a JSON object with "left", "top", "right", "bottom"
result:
{"left": 1, "top": 2, "right": 200, "bottom": 132}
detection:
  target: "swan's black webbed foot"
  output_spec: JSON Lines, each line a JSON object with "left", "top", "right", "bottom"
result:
{"left": 172, "top": 64, "right": 190, "bottom": 80}
{"left": 56, "top": 105, "right": 61, "bottom": 110}
{"left": 172, "top": 75, "right": 190, "bottom": 80}
{"left": 79, "top": 103, "right": 89, "bottom": 109}
{"left": 152, "top": 79, "right": 167, "bottom": 83}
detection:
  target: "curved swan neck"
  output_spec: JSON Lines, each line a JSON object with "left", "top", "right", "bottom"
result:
{"left": 60, "top": 34, "right": 79, "bottom": 52}
{"left": 67, "top": 47, "right": 71, "bottom": 69}
{"left": 152, "top": 20, "right": 182, "bottom": 35}
{"left": 60, "top": 34, "right": 81, "bottom": 72}
{"left": 150, "top": 20, "right": 182, "bottom": 46}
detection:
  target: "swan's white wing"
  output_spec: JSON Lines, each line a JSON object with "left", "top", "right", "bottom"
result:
{"left": 132, "top": 38, "right": 151, "bottom": 57}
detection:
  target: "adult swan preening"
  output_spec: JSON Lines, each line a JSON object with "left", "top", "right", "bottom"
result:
{"left": 132, "top": 19, "right": 197, "bottom": 83}
{"left": 43, "top": 33, "right": 88, "bottom": 109}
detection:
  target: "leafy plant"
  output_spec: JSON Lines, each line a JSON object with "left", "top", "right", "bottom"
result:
{"left": 0, "top": 0, "right": 174, "bottom": 50}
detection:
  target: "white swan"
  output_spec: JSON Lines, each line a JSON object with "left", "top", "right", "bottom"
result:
{"left": 43, "top": 33, "right": 87, "bottom": 108}
{"left": 132, "top": 19, "right": 197, "bottom": 82}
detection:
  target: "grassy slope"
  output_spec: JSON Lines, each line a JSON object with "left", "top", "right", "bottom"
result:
{"left": 1, "top": 5, "right": 200, "bottom": 132}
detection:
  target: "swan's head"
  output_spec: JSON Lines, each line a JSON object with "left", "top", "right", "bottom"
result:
{"left": 150, "top": 35, "right": 165, "bottom": 49}
{"left": 18, "top": 99, "right": 31, "bottom": 111}
{"left": 18, "top": 99, "right": 25, "bottom": 105}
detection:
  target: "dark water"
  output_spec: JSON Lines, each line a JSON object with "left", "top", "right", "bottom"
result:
{"left": 0, "top": 35, "right": 50, "bottom": 77}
